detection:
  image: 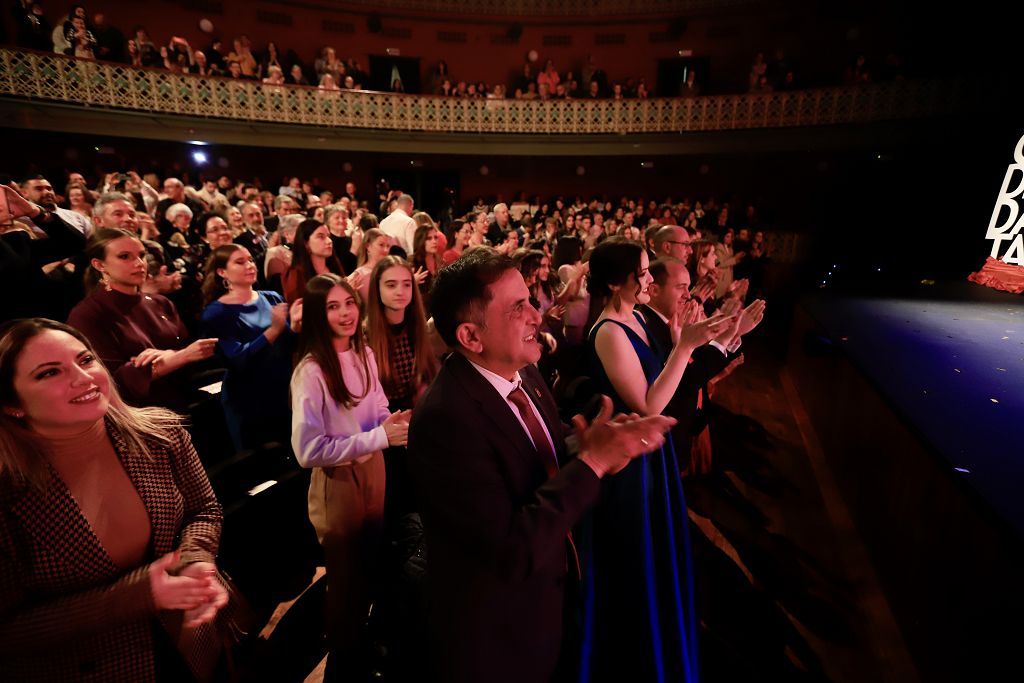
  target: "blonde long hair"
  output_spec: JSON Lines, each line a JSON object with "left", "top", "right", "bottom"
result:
{"left": 0, "top": 319, "right": 181, "bottom": 489}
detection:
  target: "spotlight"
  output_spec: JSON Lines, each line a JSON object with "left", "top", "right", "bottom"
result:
{"left": 192, "top": 151, "right": 208, "bottom": 165}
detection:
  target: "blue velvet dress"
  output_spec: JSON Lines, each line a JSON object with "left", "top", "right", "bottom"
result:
{"left": 200, "top": 291, "right": 296, "bottom": 451}
{"left": 578, "top": 312, "right": 699, "bottom": 683}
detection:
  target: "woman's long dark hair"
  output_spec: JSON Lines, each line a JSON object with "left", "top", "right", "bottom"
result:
{"left": 292, "top": 218, "right": 345, "bottom": 281}
{"left": 364, "top": 256, "right": 437, "bottom": 401}
{"left": 296, "top": 274, "right": 372, "bottom": 408}
{"left": 553, "top": 235, "right": 583, "bottom": 270}
{"left": 586, "top": 238, "right": 644, "bottom": 329}
{"left": 202, "top": 243, "right": 244, "bottom": 305}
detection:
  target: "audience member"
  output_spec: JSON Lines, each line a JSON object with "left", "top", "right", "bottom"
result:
{"left": 379, "top": 194, "right": 416, "bottom": 256}
{"left": 200, "top": 244, "right": 300, "bottom": 450}
{"left": 0, "top": 318, "right": 228, "bottom": 683}
{"left": 408, "top": 248, "right": 674, "bottom": 682}
{"left": 290, "top": 273, "right": 410, "bottom": 680}
{"left": 282, "top": 219, "right": 345, "bottom": 304}
{"left": 67, "top": 228, "right": 215, "bottom": 410}
{"left": 583, "top": 239, "right": 733, "bottom": 682}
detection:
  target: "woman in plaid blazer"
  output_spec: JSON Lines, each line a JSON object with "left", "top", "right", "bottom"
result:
{"left": 0, "top": 318, "right": 228, "bottom": 682}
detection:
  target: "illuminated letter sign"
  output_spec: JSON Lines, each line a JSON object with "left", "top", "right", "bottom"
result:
{"left": 986, "top": 133, "right": 1024, "bottom": 265}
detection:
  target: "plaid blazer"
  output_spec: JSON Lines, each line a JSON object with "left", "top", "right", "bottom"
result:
{"left": 0, "top": 420, "right": 223, "bottom": 682}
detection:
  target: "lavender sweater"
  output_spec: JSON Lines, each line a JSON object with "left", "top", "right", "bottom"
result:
{"left": 290, "top": 347, "right": 391, "bottom": 468}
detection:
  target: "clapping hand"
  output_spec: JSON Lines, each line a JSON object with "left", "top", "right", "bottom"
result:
{"left": 677, "top": 311, "right": 736, "bottom": 351}
{"left": 727, "top": 278, "right": 749, "bottom": 301}
{"left": 347, "top": 269, "right": 366, "bottom": 293}
{"left": 412, "top": 267, "right": 429, "bottom": 285}
{"left": 289, "top": 299, "right": 303, "bottom": 332}
{"left": 148, "top": 551, "right": 221, "bottom": 614}
{"left": 736, "top": 299, "right": 766, "bottom": 336}
{"left": 178, "top": 561, "right": 228, "bottom": 629}
{"left": 150, "top": 265, "right": 183, "bottom": 294}
{"left": 572, "top": 396, "right": 676, "bottom": 477}
{"left": 383, "top": 410, "right": 412, "bottom": 447}
{"left": 690, "top": 273, "right": 716, "bottom": 303}
{"left": 269, "top": 302, "right": 289, "bottom": 333}
{"left": 543, "top": 304, "right": 566, "bottom": 325}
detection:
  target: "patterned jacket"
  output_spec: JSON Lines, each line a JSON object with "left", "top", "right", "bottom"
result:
{"left": 0, "top": 421, "right": 223, "bottom": 682}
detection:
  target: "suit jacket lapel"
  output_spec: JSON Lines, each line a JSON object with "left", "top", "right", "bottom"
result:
{"left": 448, "top": 352, "right": 569, "bottom": 475}
{"left": 107, "top": 420, "right": 164, "bottom": 556}
{"left": 447, "top": 353, "right": 542, "bottom": 466}
{"left": 639, "top": 304, "right": 672, "bottom": 362}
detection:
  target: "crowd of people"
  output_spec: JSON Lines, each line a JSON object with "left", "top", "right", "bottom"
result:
{"left": 11, "top": 2, "right": 904, "bottom": 99}
{"left": 0, "top": 164, "right": 769, "bottom": 681}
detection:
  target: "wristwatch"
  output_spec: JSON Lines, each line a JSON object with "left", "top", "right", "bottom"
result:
{"left": 31, "top": 203, "right": 52, "bottom": 222}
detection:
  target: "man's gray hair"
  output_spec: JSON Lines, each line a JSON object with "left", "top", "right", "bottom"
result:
{"left": 397, "top": 193, "right": 414, "bottom": 206}
{"left": 93, "top": 192, "right": 135, "bottom": 218}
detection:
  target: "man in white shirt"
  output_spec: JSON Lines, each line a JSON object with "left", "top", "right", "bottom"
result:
{"left": 409, "top": 249, "right": 674, "bottom": 683}
{"left": 379, "top": 193, "right": 417, "bottom": 256}
{"left": 19, "top": 176, "right": 93, "bottom": 237}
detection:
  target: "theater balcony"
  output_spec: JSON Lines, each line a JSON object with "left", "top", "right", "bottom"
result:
{"left": 0, "top": 47, "right": 976, "bottom": 157}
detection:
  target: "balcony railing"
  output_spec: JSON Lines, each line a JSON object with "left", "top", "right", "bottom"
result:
{"left": 0, "top": 48, "right": 961, "bottom": 136}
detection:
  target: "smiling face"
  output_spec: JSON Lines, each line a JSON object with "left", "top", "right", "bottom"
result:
{"left": 94, "top": 236, "right": 147, "bottom": 291}
{"left": 649, "top": 261, "right": 691, "bottom": 318}
{"left": 617, "top": 250, "right": 653, "bottom": 307}
{"left": 473, "top": 212, "right": 489, "bottom": 236}
{"left": 204, "top": 216, "right": 233, "bottom": 249}
{"left": 227, "top": 206, "right": 244, "bottom": 231}
{"left": 8, "top": 329, "right": 111, "bottom": 437}
{"left": 217, "top": 247, "right": 257, "bottom": 288}
{"left": 325, "top": 285, "right": 360, "bottom": 345}
{"left": 242, "top": 203, "right": 263, "bottom": 227}
{"left": 467, "top": 269, "right": 543, "bottom": 379}
{"left": 455, "top": 223, "right": 472, "bottom": 248}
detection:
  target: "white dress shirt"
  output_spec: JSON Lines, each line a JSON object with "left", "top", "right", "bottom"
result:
{"left": 379, "top": 206, "right": 417, "bottom": 254}
{"left": 468, "top": 359, "right": 558, "bottom": 461}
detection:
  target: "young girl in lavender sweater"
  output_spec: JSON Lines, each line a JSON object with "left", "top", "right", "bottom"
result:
{"left": 289, "top": 273, "right": 410, "bottom": 678}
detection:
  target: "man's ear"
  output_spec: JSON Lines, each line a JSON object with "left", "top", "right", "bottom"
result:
{"left": 454, "top": 322, "right": 484, "bottom": 355}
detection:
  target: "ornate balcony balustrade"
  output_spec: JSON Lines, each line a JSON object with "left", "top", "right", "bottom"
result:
{"left": 0, "top": 48, "right": 960, "bottom": 137}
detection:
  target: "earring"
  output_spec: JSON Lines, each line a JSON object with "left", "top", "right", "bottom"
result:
{"left": 222, "top": 277, "right": 230, "bottom": 290}
{"left": 101, "top": 272, "right": 112, "bottom": 292}
{"left": 7, "top": 410, "right": 24, "bottom": 418}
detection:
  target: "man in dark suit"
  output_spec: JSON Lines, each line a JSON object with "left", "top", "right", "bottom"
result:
{"left": 639, "top": 257, "right": 765, "bottom": 458}
{"left": 409, "top": 249, "right": 674, "bottom": 683}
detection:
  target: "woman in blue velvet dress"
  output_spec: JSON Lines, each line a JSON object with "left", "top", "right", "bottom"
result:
{"left": 200, "top": 244, "right": 301, "bottom": 451}
{"left": 580, "top": 239, "right": 732, "bottom": 683}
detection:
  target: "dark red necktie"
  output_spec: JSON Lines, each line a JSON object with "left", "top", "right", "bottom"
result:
{"left": 507, "top": 385, "right": 580, "bottom": 578}
{"left": 508, "top": 385, "right": 557, "bottom": 476}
